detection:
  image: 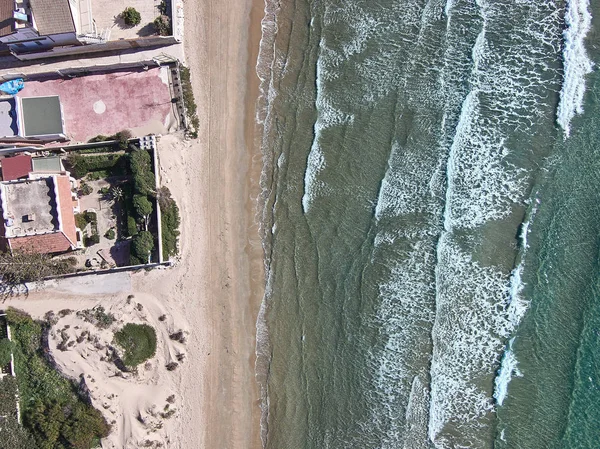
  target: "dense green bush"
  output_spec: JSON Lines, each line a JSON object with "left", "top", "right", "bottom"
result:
{"left": 133, "top": 194, "right": 153, "bottom": 222}
{"left": 0, "top": 338, "right": 14, "bottom": 365}
{"left": 6, "top": 309, "right": 110, "bottom": 448}
{"left": 131, "top": 231, "right": 154, "bottom": 263}
{"left": 154, "top": 14, "right": 171, "bottom": 36}
{"left": 75, "top": 213, "right": 87, "bottom": 230}
{"left": 158, "top": 187, "right": 180, "bottom": 259}
{"left": 85, "top": 234, "right": 100, "bottom": 246}
{"left": 114, "top": 323, "right": 157, "bottom": 367}
{"left": 121, "top": 7, "right": 141, "bottom": 26}
{"left": 129, "top": 150, "right": 155, "bottom": 196}
{"left": 127, "top": 216, "right": 138, "bottom": 237}
{"left": 66, "top": 154, "right": 127, "bottom": 179}
{"left": 0, "top": 376, "right": 36, "bottom": 448}
{"left": 105, "top": 228, "right": 116, "bottom": 240}
{"left": 179, "top": 65, "right": 199, "bottom": 138}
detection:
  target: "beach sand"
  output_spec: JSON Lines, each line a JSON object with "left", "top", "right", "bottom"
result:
{"left": 2, "top": 0, "right": 265, "bottom": 447}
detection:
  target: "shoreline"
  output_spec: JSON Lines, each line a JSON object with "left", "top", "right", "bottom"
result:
{"left": 0, "top": 0, "right": 266, "bottom": 447}
{"left": 173, "top": 0, "right": 265, "bottom": 447}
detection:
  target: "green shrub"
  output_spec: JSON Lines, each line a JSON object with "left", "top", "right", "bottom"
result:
{"left": 130, "top": 150, "right": 155, "bottom": 196}
{"left": 121, "top": 7, "right": 141, "bottom": 26}
{"left": 75, "top": 213, "right": 87, "bottom": 230}
{"left": 85, "top": 234, "right": 100, "bottom": 246}
{"left": 0, "top": 338, "right": 14, "bottom": 366}
{"left": 179, "top": 65, "right": 199, "bottom": 138}
{"left": 77, "top": 306, "right": 115, "bottom": 329}
{"left": 114, "top": 323, "right": 157, "bottom": 367}
{"left": 129, "top": 254, "right": 143, "bottom": 266}
{"left": 66, "top": 154, "right": 127, "bottom": 179}
{"left": 79, "top": 182, "right": 92, "bottom": 196}
{"left": 131, "top": 231, "right": 154, "bottom": 263}
{"left": 158, "top": 187, "right": 180, "bottom": 259}
{"left": 158, "top": 0, "right": 168, "bottom": 14}
{"left": 105, "top": 228, "right": 116, "bottom": 240}
{"left": 87, "top": 135, "right": 111, "bottom": 143}
{"left": 154, "top": 14, "right": 171, "bottom": 36}
{"left": 84, "top": 211, "right": 97, "bottom": 224}
{"left": 127, "top": 216, "right": 138, "bottom": 237}
{"left": 114, "top": 130, "right": 133, "bottom": 150}
{"left": 6, "top": 308, "right": 111, "bottom": 447}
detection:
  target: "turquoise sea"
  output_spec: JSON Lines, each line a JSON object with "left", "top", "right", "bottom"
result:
{"left": 256, "top": 0, "right": 600, "bottom": 447}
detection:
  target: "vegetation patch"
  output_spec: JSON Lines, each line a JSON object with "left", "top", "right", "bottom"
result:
{"left": 114, "top": 323, "right": 157, "bottom": 368}
{"left": 76, "top": 306, "right": 115, "bottom": 330}
{"left": 89, "top": 130, "right": 132, "bottom": 150}
{"left": 0, "top": 375, "right": 36, "bottom": 448}
{"left": 121, "top": 7, "right": 141, "bottom": 26}
{"left": 5, "top": 308, "right": 110, "bottom": 448}
{"left": 158, "top": 187, "right": 180, "bottom": 259}
{"left": 0, "top": 252, "right": 77, "bottom": 298}
{"left": 154, "top": 15, "right": 171, "bottom": 36}
{"left": 179, "top": 65, "right": 199, "bottom": 138}
{"left": 66, "top": 153, "right": 128, "bottom": 179}
{"left": 130, "top": 231, "right": 154, "bottom": 265}
{"left": 0, "top": 337, "right": 14, "bottom": 366}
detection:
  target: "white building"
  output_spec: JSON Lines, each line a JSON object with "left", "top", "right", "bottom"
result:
{"left": 0, "top": 0, "right": 107, "bottom": 54}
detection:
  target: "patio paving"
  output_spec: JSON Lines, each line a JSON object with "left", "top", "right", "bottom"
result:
{"left": 92, "top": 0, "right": 165, "bottom": 41}
{"left": 17, "top": 67, "right": 175, "bottom": 142}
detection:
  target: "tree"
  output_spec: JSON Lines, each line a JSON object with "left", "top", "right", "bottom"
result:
{"left": 0, "top": 338, "right": 14, "bottom": 366}
{"left": 129, "top": 150, "right": 155, "bottom": 196}
{"left": 131, "top": 231, "right": 154, "bottom": 264}
{"left": 120, "top": 7, "right": 141, "bottom": 26}
{"left": 133, "top": 194, "right": 153, "bottom": 230}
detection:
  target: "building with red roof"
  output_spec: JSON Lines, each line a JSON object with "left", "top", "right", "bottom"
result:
{"left": 0, "top": 173, "right": 82, "bottom": 254}
{"left": 1, "top": 154, "right": 32, "bottom": 181}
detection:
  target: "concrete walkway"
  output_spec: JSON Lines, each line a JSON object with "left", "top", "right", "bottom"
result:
{"left": 0, "top": 43, "right": 185, "bottom": 78}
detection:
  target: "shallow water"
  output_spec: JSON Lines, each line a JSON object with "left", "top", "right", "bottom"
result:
{"left": 256, "top": 0, "right": 600, "bottom": 447}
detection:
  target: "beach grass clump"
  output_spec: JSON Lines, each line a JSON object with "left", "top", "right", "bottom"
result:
{"left": 114, "top": 323, "right": 157, "bottom": 368}
{"left": 6, "top": 308, "right": 110, "bottom": 448}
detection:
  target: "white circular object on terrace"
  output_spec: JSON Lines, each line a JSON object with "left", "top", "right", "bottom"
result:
{"left": 93, "top": 100, "right": 106, "bottom": 114}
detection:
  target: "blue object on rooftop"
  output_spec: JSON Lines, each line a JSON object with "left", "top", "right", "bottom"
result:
{"left": 0, "top": 79, "right": 25, "bottom": 96}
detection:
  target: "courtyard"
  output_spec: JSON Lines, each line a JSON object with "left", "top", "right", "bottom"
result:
{"left": 16, "top": 67, "right": 177, "bottom": 142}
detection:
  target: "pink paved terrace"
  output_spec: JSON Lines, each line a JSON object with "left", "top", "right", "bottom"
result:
{"left": 17, "top": 68, "right": 174, "bottom": 142}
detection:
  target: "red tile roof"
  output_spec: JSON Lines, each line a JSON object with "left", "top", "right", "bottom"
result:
{"left": 0, "top": 0, "right": 14, "bottom": 38}
{"left": 1, "top": 155, "right": 32, "bottom": 181}
{"left": 56, "top": 175, "right": 77, "bottom": 246}
{"left": 9, "top": 232, "right": 72, "bottom": 253}
{"left": 4, "top": 175, "right": 78, "bottom": 254}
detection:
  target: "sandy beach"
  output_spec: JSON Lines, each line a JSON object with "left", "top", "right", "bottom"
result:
{"left": 2, "top": 0, "right": 265, "bottom": 447}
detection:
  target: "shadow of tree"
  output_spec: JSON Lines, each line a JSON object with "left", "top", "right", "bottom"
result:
{"left": 113, "top": 15, "right": 133, "bottom": 30}
{"left": 137, "top": 23, "right": 157, "bottom": 37}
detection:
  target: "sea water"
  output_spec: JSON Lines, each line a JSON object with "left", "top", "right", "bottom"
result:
{"left": 256, "top": 0, "right": 600, "bottom": 447}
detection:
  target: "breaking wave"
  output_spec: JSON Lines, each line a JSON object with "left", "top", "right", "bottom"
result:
{"left": 556, "top": 0, "right": 593, "bottom": 137}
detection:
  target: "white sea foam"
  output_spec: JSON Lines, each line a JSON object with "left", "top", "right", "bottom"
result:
{"left": 375, "top": 143, "right": 442, "bottom": 221}
{"left": 428, "top": 236, "right": 512, "bottom": 447}
{"left": 369, "top": 238, "right": 437, "bottom": 448}
{"left": 556, "top": 0, "right": 593, "bottom": 137}
{"left": 403, "top": 376, "right": 430, "bottom": 449}
{"left": 493, "top": 338, "right": 522, "bottom": 406}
